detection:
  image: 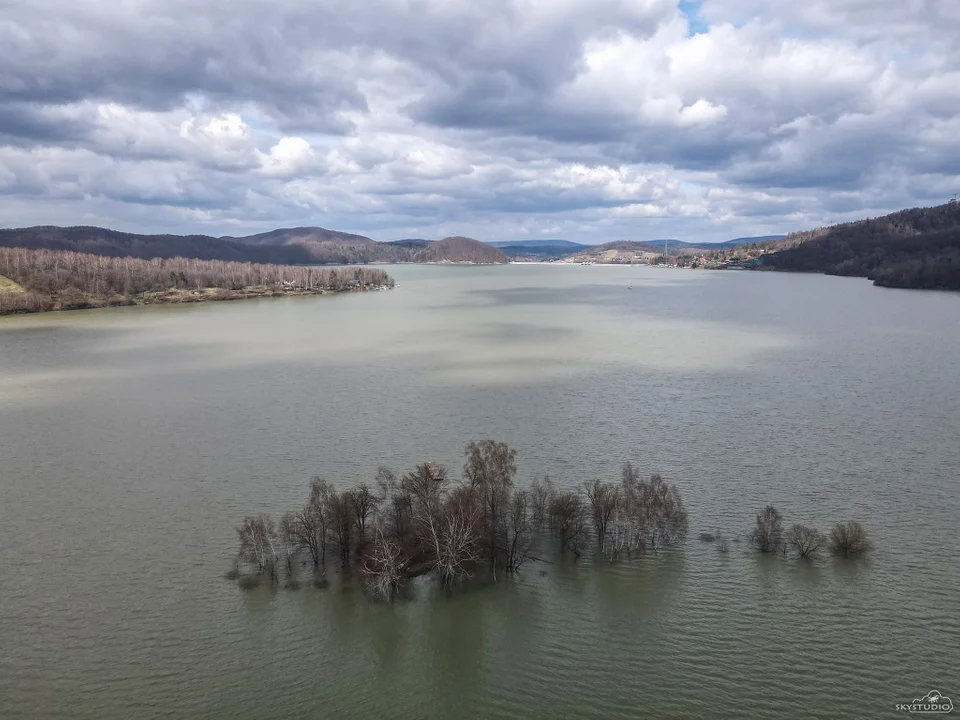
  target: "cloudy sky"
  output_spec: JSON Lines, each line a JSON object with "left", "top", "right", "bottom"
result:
{"left": 1, "top": 0, "right": 958, "bottom": 243}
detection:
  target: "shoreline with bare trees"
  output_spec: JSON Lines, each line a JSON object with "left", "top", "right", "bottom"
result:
{"left": 0, "top": 247, "right": 394, "bottom": 315}
{"left": 232, "top": 441, "right": 873, "bottom": 599}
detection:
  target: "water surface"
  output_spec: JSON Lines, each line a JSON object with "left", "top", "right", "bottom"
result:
{"left": 2, "top": 265, "right": 958, "bottom": 718}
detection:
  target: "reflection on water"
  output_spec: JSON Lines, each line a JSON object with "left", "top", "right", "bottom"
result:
{"left": 1, "top": 265, "right": 959, "bottom": 719}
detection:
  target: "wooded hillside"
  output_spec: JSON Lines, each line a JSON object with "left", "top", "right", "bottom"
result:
{"left": 0, "top": 226, "right": 508, "bottom": 265}
{"left": 760, "top": 202, "right": 960, "bottom": 290}
{"left": 0, "top": 247, "right": 393, "bottom": 314}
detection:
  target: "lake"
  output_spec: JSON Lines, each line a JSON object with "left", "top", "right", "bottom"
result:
{"left": 1, "top": 264, "right": 958, "bottom": 719}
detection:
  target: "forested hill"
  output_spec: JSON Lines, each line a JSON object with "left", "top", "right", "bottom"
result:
{"left": 429, "top": 236, "right": 507, "bottom": 263}
{"left": 0, "top": 226, "right": 310, "bottom": 263}
{"left": 0, "top": 226, "right": 507, "bottom": 265}
{"left": 223, "top": 227, "right": 376, "bottom": 246}
{"left": 759, "top": 202, "right": 960, "bottom": 290}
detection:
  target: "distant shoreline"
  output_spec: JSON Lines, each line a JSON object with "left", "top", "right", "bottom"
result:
{"left": 0, "top": 248, "right": 394, "bottom": 316}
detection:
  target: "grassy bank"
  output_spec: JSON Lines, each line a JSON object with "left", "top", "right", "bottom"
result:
{"left": 0, "top": 274, "right": 26, "bottom": 294}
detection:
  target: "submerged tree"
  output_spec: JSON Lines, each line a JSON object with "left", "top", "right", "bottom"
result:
{"left": 376, "top": 466, "right": 414, "bottom": 545}
{"left": 828, "top": 521, "right": 871, "bottom": 558}
{"left": 584, "top": 479, "right": 620, "bottom": 552}
{"left": 401, "top": 462, "right": 446, "bottom": 518}
{"left": 237, "top": 514, "right": 280, "bottom": 583}
{"left": 786, "top": 524, "right": 827, "bottom": 559}
{"left": 421, "top": 485, "right": 483, "bottom": 586}
{"left": 503, "top": 490, "right": 534, "bottom": 572}
{"left": 348, "top": 483, "right": 379, "bottom": 548}
{"left": 360, "top": 521, "right": 407, "bottom": 599}
{"left": 750, "top": 506, "right": 784, "bottom": 553}
{"left": 640, "top": 474, "right": 689, "bottom": 550}
{"left": 326, "top": 488, "right": 355, "bottom": 569}
{"left": 530, "top": 476, "right": 551, "bottom": 529}
{"left": 464, "top": 440, "right": 517, "bottom": 579}
{"left": 613, "top": 465, "right": 688, "bottom": 557}
{"left": 549, "top": 490, "right": 586, "bottom": 557}
{"left": 232, "top": 444, "right": 848, "bottom": 604}
{"left": 280, "top": 477, "right": 329, "bottom": 569}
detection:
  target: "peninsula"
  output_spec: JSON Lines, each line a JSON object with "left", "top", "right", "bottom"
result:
{"left": 0, "top": 248, "right": 393, "bottom": 315}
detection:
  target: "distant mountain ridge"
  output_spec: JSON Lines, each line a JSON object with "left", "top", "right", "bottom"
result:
{"left": 487, "top": 240, "right": 587, "bottom": 250}
{"left": 389, "top": 239, "right": 431, "bottom": 248}
{"left": 488, "top": 239, "right": 588, "bottom": 259}
{"left": 223, "top": 227, "right": 376, "bottom": 246}
{"left": 0, "top": 226, "right": 507, "bottom": 265}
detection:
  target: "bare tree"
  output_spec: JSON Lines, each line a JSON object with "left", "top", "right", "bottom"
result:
{"left": 279, "top": 512, "right": 299, "bottom": 572}
{"left": 280, "top": 508, "right": 322, "bottom": 569}
{"left": 786, "top": 524, "right": 827, "bottom": 559}
{"left": 549, "top": 491, "right": 587, "bottom": 557}
{"left": 388, "top": 488, "right": 413, "bottom": 546}
{"left": 464, "top": 440, "right": 517, "bottom": 578}
{"left": 375, "top": 465, "right": 397, "bottom": 498}
{"left": 375, "top": 466, "right": 412, "bottom": 545}
{"left": 640, "top": 474, "right": 688, "bottom": 549}
{"left": 360, "top": 521, "right": 407, "bottom": 600}
{"left": 828, "top": 521, "right": 871, "bottom": 557}
{"left": 608, "top": 463, "right": 646, "bottom": 559}
{"left": 326, "top": 489, "right": 354, "bottom": 569}
{"left": 584, "top": 479, "right": 620, "bottom": 551}
{"left": 278, "top": 477, "right": 330, "bottom": 570}
{"left": 308, "top": 477, "right": 331, "bottom": 566}
{"left": 401, "top": 462, "right": 447, "bottom": 518}
{"left": 237, "top": 514, "right": 280, "bottom": 583}
{"left": 750, "top": 505, "right": 784, "bottom": 553}
{"left": 607, "top": 515, "right": 647, "bottom": 560}
{"left": 620, "top": 462, "right": 641, "bottom": 497}
{"left": 348, "top": 483, "right": 379, "bottom": 546}
{"left": 504, "top": 490, "right": 534, "bottom": 572}
{"left": 420, "top": 485, "right": 483, "bottom": 586}
{"left": 616, "top": 467, "right": 688, "bottom": 554}
{"left": 530, "top": 476, "right": 551, "bottom": 529}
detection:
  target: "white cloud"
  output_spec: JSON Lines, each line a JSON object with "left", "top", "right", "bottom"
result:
{"left": 257, "top": 137, "right": 320, "bottom": 178}
{"left": 678, "top": 99, "right": 728, "bottom": 127}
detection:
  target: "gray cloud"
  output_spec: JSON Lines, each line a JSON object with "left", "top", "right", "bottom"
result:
{"left": 0, "top": 0, "right": 958, "bottom": 242}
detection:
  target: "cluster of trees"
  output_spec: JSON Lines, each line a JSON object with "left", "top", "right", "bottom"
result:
{"left": 759, "top": 202, "right": 960, "bottom": 290}
{"left": 748, "top": 505, "right": 871, "bottom": 559}
{"left": 233, "top": 444, "right": 875, "bottom": 600}
{"left": 0, "top": 247, "right": 393, "bottom": 313}
{"left": 233, "top": 441, "right": 689, "bottom": 599}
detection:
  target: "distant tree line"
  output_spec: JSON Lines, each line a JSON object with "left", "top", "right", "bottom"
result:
{"left": 232, "top": 441, "right": 690, "bottom": 597}
{"left": 0, "top": 225, "right": 316, "bottom": 264}
{"left": 759, "top": 202, "right": 960, "bottom": 290}
{"left": 0, "top": 247, "right": 393, "bottom": 314}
